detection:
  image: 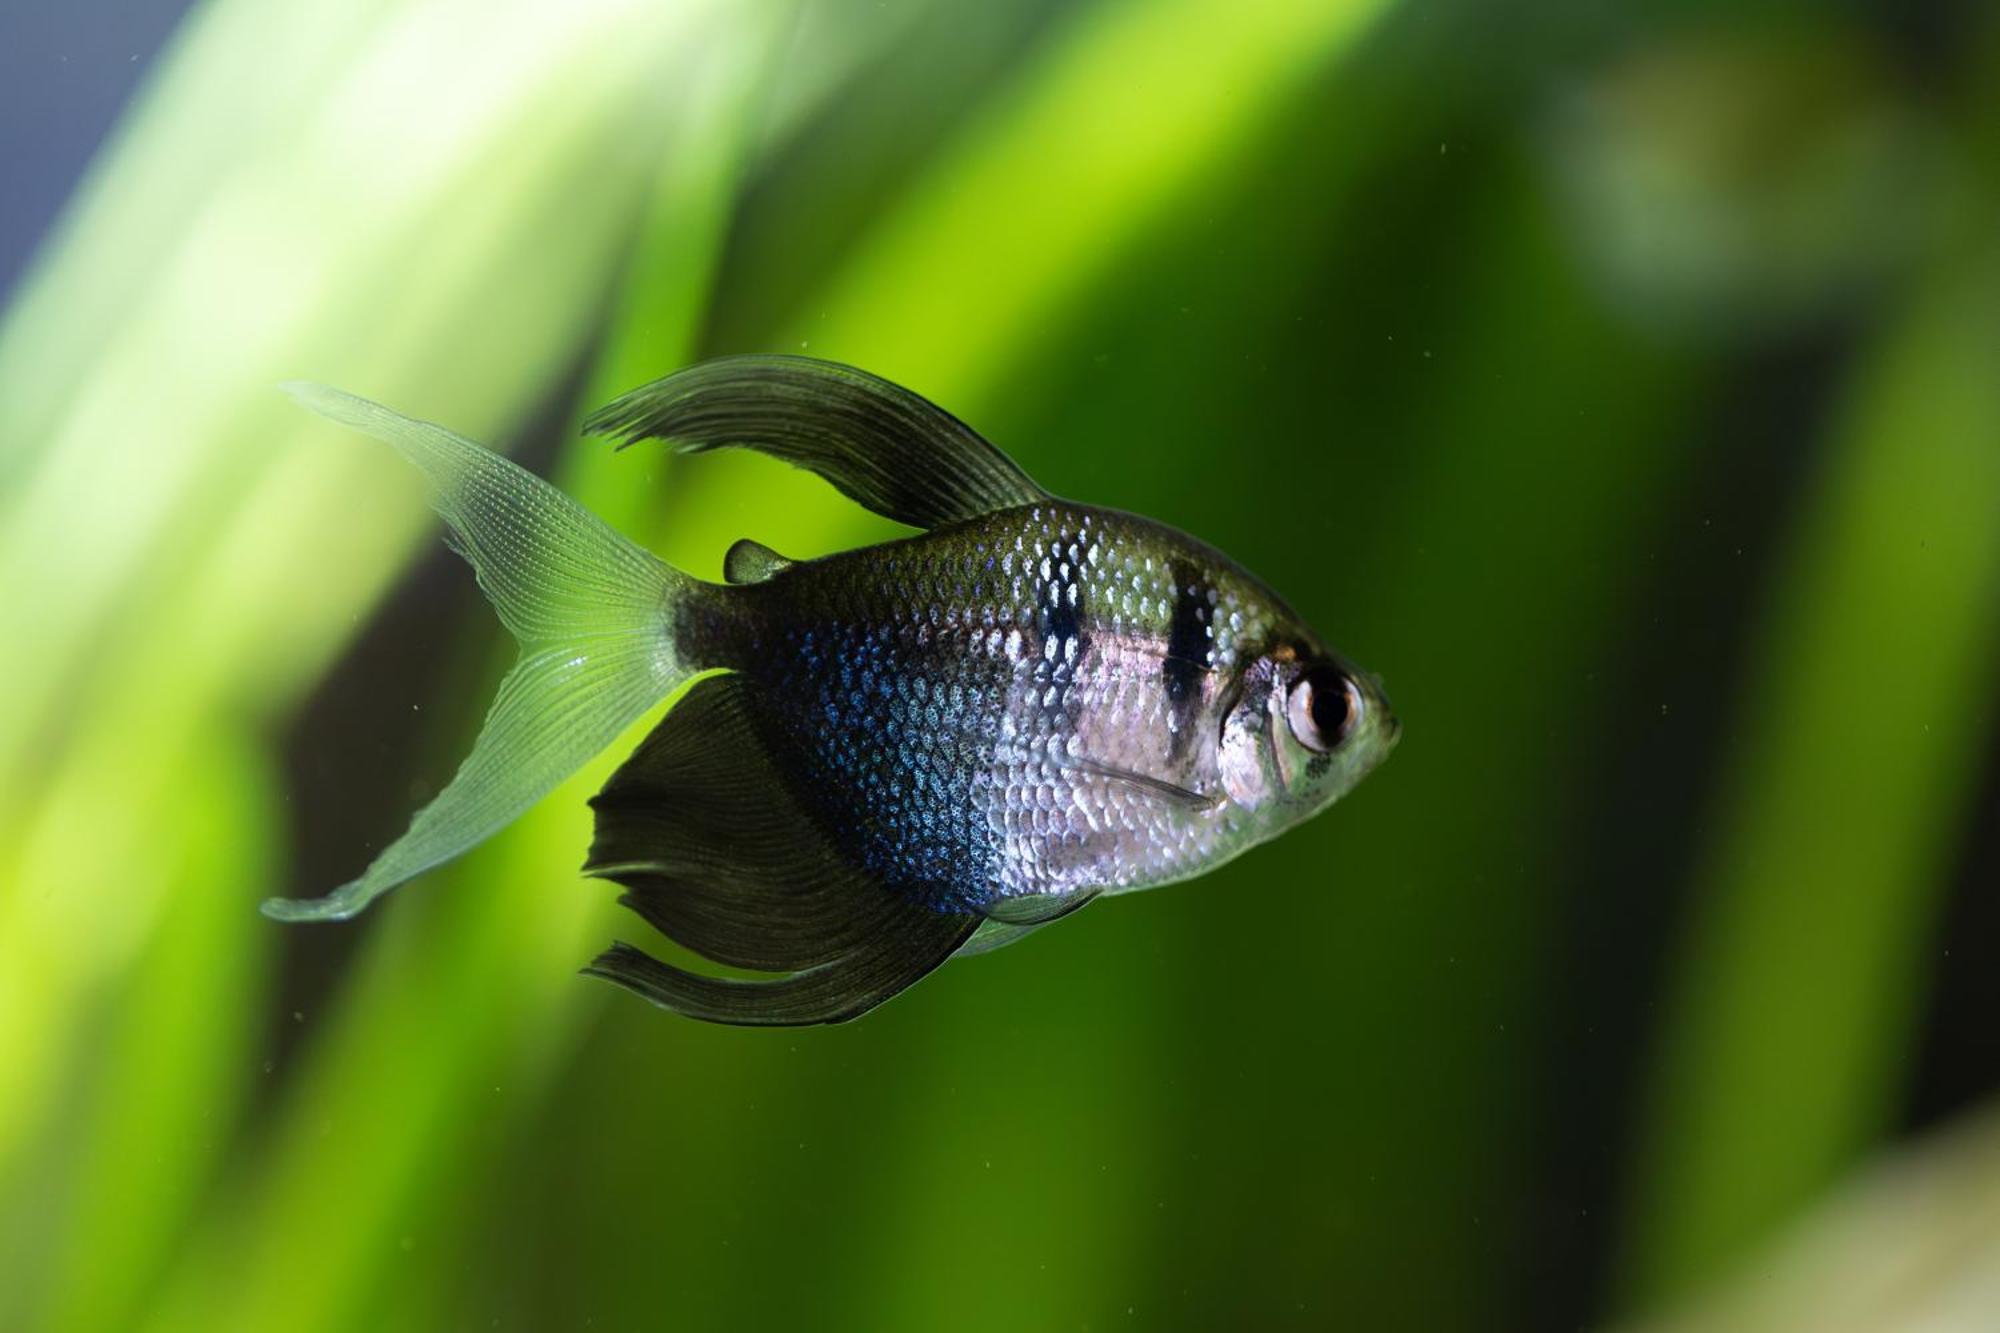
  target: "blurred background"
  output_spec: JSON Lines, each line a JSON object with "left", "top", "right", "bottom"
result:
{"left": 3, "top": 0, "right": 1998, "bottom": 1329}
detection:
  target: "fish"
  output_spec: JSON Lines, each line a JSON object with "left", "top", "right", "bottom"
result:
{"left": 263, "top": 355, "right": 1400, "bottom": 1025}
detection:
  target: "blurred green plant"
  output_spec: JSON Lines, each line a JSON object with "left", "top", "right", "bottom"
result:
{"left": 1622, "top": 1102, "right": 2000, "bottom": 1333}
{"left": 1542, "top": 27, "right": 1943, "bottom": 344}
{"left": 0, "top": 2, "right": 785, "bottom": 1328}
{"left": 1621, "top": 225, "right": 2000, "bottom": 1311}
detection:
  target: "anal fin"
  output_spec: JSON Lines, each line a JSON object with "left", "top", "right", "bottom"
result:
{"left": 585, "top": 909, "right": 974, "bottom": 1026}
{"left": 585, "top": 672, "right": 976, "bottom": 1024}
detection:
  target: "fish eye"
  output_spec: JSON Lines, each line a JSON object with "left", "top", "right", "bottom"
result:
{"left": 1286, "top": 665, "right": 1362, "bottom": 754}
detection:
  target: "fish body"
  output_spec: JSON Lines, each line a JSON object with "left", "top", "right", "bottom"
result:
{"left": 265, "top": 357, "right": 1398, "bottom": 1023}
{"left": 691, "top": 503, "right": 1374, "bottom": 914}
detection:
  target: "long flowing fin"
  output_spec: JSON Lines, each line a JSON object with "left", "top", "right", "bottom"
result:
{"left": 262, "top": 383, "right": 695, "bottom": 923}
{"left": 584, "top": 925, "right": 975, "bottom": 1026}
{"left": 584, "top": 673, "right": 978, "bottom": 1024}
{"left": 582, "top": 354, "right": 1048, "bottom": 529}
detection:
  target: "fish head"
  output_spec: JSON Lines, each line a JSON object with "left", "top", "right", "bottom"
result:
{"left": 1217, "top": 641, "right": 1399, "bottom": 827}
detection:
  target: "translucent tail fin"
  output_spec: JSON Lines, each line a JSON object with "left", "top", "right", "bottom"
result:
{"left": 262, "top": 383, "right": 694, "bottom": 923}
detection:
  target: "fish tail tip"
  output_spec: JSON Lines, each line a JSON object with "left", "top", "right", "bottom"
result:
{"left": 278, "top": 379, "right": 330, "bottom": 403}
{"left": 259, "top": 892, "right": 360, "bottom": 924}
{"left": 278, "top": 380, "right": 360, "bottom": 422}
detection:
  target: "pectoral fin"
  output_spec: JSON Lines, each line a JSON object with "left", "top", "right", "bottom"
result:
{"left": 1067, "top": 758, "right": 1219, "bottom": 811}
{"left": 955, "top": 919, "right": 1049, "bottom": 958}
{"left": 980, "top": 887, "right": 1099, "bottom": 926}
{"left": 584, "top": 355, "right": 1048, "bottom": 529}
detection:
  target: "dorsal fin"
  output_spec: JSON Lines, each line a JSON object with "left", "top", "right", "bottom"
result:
{"left": 582, "top": 355, "right": 1048, "bottom": 530}
{"left": 722, "top": 537, "right": 792, "bottom": 585}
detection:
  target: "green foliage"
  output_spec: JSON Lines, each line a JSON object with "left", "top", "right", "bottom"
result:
{"left": 3, "top": 1, "right": 1998, "bottom": 1330}
{"left": 1624, "top": 229, "right": 2000, "bottom": 1307}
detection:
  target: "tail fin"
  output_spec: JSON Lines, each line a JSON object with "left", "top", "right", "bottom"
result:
{"left": 262, "top": 383, "right": 696, "bottom": 923}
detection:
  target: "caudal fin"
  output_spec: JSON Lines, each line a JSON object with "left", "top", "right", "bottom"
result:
{"left": 262, "top": 384, "right": 695, "bottom": 923}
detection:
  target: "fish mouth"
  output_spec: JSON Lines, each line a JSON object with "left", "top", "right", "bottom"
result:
{"left": 1365, "top": 669, "right": 1401, "bottom": 751}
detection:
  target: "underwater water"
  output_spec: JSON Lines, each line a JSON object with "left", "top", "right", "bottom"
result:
{"left": 4, "top": 1, "right": 1999, "bottom": 1329}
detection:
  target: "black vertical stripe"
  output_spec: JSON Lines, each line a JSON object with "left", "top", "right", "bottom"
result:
{"left": 1034, "top": 527, "right": 1089, "bottom": 733}
{"left": 1164, "top": 561, "right": 1211, "bottom": 763}
{"left": 1164, "top": 560, "right": 1210, "bottom": 706}
{"left": 1039, "top": 561, "right": 1082, "bottom": 650}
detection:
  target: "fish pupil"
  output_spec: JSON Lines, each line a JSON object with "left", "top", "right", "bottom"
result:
{"left": 1306, "top": 666, "right": 1355, "bottom": 746}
